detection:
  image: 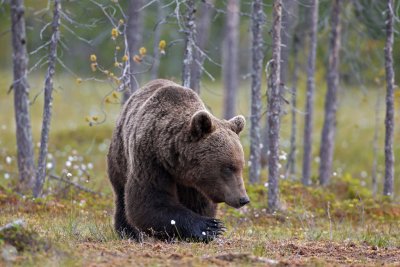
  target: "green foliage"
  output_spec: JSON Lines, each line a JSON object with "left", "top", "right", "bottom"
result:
{"left": 0, "top": 225, "right": 49, "bottom": 252}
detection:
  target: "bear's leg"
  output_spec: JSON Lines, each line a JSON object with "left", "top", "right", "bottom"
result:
{"left": 124, "top": 166, "right": 224, "bottom": 242}
{"left": 177, "top": 184, "right": 217, "bottom": 217}
{"left": 107, "top": 138, "right": 138, "bottom": 239}
{"left": 114, "top": 191, "right": 139, "bottom": 239}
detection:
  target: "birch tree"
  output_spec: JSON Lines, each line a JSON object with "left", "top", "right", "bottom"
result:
{"left": 10, "top": 0, "right": 35, "bottom": 191}
{"left": 190, "top": 0, "right": 214, "bottom": 93}
{"left": 151, "top": 0, "right": 164, "bottom": 80}
{"left": 123, "top": 0, "right": 144, "bottom": 102}
{"left": 249, "top": 0, "right": 265, "bottom": 184}
{"left": 319, "top": 0, "right": 342, "bottom": 186}
{"left": 285, "top": 31, "right": 300, "bottom": 179}
{"left": 280, "top": 0, "right": 297, "bottom": 86}
{"left": 372, "top": 90, "right": 381, "bottom": 196}
{"left": 383, "top": 0, "right": 395, "bottom": 197}
{"left": 223, "top": 0, "right": 240, "bottom": 119}
{"left": 34, "top": 0, "right": 61, "bottom": 197}
{"left": 267, "top": 0, "right": 282, "bottom": 211}
{"left": 302, "top": 0, "right": 319, "bottom": 186}
{"left": 182, "top": 0, "right": 196, "bottom": 88}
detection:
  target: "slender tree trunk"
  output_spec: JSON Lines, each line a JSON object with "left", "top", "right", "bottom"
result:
{"left": 10, "top": 0, "right": 35, "bottom": 191}
{"left": 267, "top": 0, "right": 282, "bottom": 212}
{"left": 280, "top": 0, "right": 297, "bottom": 87}
{"left": 190, "top": 0, "right": 214, "bottom": 93}
{"left": 34, "top": 0, "right": 61, "bottom": 197}
{"left": 372, "top": 89, "right": 381, "bottom": 196}
{"left": 123, "top": 0, "right": 144, "bottom": 103}
{"left": 383, "top": 0, "right": 395, "bottom": 197}
{"left": 182, "top": 0, "right": 196, "bottom": 88}
{"left": 319, "top": 0, "right": 342, "bottom": 186}
{"left": 223, "top": 0, "right": 240, "bottom": 119}
{"left": 302, "top": 0, "right": 319, "bottom": 186}
{"left": 261, "top": 111, "right": 269, "bottom": 168}
{"left": 249, "top": 0, "right": 265, "bottom": 184}
{"left": 151, "top": 0, "right": 163, "bottom": 80}
{"left": 285, "top": 31, "right": 300, "bottom": 179}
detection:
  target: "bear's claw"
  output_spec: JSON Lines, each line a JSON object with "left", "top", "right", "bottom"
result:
{"left": 193, "top": 217, "right": 225, "bottom": 242}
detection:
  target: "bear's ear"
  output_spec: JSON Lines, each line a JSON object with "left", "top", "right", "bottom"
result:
{"left": 190, "top": 111, "right": 214, "bottom": 140}
{"left": 229, "top": 115, "right": 245, "bottom": 134}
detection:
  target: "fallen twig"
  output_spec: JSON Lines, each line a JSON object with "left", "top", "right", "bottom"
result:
{"left": 48, "top": 174, "right": 103, "bottom": 196}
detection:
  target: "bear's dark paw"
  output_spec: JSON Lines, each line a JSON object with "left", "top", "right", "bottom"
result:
{"left": 189, "top": 218, "right": 225, "bottom": 243}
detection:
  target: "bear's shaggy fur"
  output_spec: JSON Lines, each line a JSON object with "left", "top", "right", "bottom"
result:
{"left": 107, "top": 79, "right": 249, "bottom": 241}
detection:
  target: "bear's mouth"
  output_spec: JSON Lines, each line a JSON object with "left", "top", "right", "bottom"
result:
{"left": 225, "top": 197, "right": 250, "bottom": 209}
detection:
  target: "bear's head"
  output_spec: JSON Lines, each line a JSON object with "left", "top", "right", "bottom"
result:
{"left": 185, "top": 110, "right": 250, "bottom": 209}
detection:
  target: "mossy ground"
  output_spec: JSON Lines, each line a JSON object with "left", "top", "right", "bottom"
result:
{"left": 0, "top": 75, "right": 399, "bottom": 266}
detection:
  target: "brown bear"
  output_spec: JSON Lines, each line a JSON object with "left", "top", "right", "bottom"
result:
{"left": 107, "top": 79, "right": 249, "bottom": 242}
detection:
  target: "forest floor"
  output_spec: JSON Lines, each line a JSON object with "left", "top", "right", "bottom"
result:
{"left": 0, "top": 77, "right": 400, "bottom": 266}
{"left": 1, "top": 182, "right": 400, "bottom": 266}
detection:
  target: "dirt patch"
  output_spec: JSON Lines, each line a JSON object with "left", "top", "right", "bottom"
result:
{"left": 267, "top": 240, "right": 400, "bottom": 266}
{"left": 74, "top": 239, "right": 400, "bottom": 267}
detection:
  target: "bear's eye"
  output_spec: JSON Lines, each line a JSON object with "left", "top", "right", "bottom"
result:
{"left": 222, "top": 165, "right": 237, "bottom": 174}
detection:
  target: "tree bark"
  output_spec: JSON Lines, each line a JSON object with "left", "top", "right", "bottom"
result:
{"left": 249, "top": 0, "right": 265, "bottom": 184}
{"left": 372, "top": 89, "right": 381, "bottom": 196}
{"left": 302, "top": 0, "right": 319, "bottom": 186}
{"left": 383, "top": 0, "right": 395, "bottom": 197}
{"left": 182, "top": 0, "right": 196, "bottom": 88}
{"left": 123, "top": 0, "right": 144, "bottom": 103}
{"left": 223, "top": 0, "right": 240, "bottom": 119}
{"left": 10, "top": 0, "right": 35, "bottom": 191}
{"left": 319, "top": 0, "right": 342, "bottom": 186}
{"left": 34, "top": 0, "right": 61, "bottom": 198}
{"left": 151, "top": 0, "right": 163, "bottom": 80}
{"left": 280, "top": 0, "right": 297, "bottom": 87}
{"left": 190, "top": 0, "right": 214, "bottom": 93}
{"left": 285, "top": 31, "right": 300, "bottom": 180}
{"left": 267, "top": 0, "right": 282, "bottom": 212}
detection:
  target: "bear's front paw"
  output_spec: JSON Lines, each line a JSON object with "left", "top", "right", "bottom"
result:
{"left": 191, "top": 218, "right": 225, "bottom": 242}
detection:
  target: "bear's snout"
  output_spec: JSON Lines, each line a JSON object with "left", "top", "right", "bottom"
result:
{"left": 239, "top": 196, "right": 250, "bottom": 207}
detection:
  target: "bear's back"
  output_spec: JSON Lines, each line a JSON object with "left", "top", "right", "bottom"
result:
{"left": 117, "top": 80, "right": 206, "bottom": 162}
{"left": 122, "top": 79, "right": 204, "bottom": 123}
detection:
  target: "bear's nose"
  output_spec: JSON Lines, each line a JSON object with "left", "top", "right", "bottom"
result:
{"left": 239, "top": 197, "right": 250, "bottom": 207}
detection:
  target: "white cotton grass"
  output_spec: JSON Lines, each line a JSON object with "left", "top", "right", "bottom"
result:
{"left": 5, "top": 156, "right": 12, "bottom": 165}
{"left": 202, "top": 231, "right": 206, "bottom": 236}
{"left": 46, "top": 162, "right": 53, "bottom": 169}
{"left": 170, "top": 220, "right": 176, "bottom": 225}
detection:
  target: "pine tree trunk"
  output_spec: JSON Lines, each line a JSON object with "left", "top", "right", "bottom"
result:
{"left": 280, "top": 0, "right": 297, "bottom": 86}
{"left": 267, "top": 0, "right": 282, "bottom": 212}
{"left": 10, "top": 0, "right": 35, "bottom": 192}
{"left": 151, "top": 0, "right": 163, "bottom": 80}
{"left": 372, "top": 90, "right": 381, "bottom": 196}
{"left": 223, "top": 0, "right": 240, "bottom": 119}
{"left": 383, "top": 0, "right": 395, "bottom": 197}
{"left": 190, "top": 0, "right": 214, "bottom": 93}
{"left": 182, "top": 0, "right": 196, "bottom": 88}
{"left": 319, "top": 0, "right": 342, "bottom": 186}
{"left": 124, "top": 0, "right": 144, "bottom": 103}
{"left": 261, "top": 112, "right": 269, "bottom": 168}
{"left": 285, "top": 31, "right": 300, "bottom": 179}
{"left": 249, "top": 0, "right": 265, "bottom": 184}
{"left": 34, "top": 0, "right": 61, "bottom": 197}
{"left": 302, "top": 0, "right": 319, "bottom": 186}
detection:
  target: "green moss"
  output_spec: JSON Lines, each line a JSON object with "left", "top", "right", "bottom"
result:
{"left": 0, "top": 225, "right": 49, "bottom": 252}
